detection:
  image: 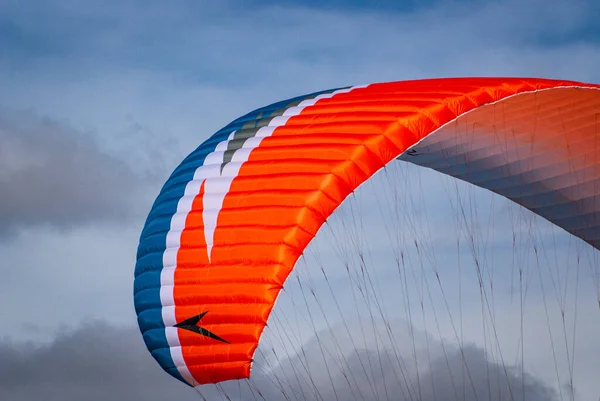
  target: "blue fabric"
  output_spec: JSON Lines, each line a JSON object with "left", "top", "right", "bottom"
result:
{"left": 133, "top": 86, "right": 343, "bottom": 385}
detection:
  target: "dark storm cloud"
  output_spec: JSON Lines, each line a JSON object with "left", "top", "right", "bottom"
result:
{"left": 0, "top": 107, "right": 145, "bottom": 237}
{"left": 0, "top": 322, "right": 196, "bottom": 401}
{"left": 0, "top": 321, "right": 558, "bottom": 401}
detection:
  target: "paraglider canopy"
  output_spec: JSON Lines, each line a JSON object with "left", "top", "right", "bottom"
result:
{"left": 133, "top": 77, "right": 600, "bottom": 387}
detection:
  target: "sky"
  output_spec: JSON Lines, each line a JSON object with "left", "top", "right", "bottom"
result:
{"left": 0, "top": 0, "right": 599, "bottom": 400}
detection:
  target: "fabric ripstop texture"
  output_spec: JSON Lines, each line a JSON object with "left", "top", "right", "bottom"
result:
{"left": 134, "top": 78, "right": 600, "bottom": 386}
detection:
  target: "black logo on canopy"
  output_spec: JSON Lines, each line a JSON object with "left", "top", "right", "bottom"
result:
{"left": 174, "top": 311, "right": 230, "bottom": 344}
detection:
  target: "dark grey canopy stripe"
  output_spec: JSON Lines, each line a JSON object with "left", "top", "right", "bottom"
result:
{"left": 220, "top": 91, "right": 340, "bottom": 173}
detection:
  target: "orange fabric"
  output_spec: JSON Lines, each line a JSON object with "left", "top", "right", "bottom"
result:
{"left": 401, "top": 87, "right": 600, "bottom": 243}
{"left": 163, "top": 78, "right": 599, "bottom": 385}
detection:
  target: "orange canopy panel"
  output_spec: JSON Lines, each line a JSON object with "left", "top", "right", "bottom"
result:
{"left": 133, "top": 78, "right": 600, "bottom": 386}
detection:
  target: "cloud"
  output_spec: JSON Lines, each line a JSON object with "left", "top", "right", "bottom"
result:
{"left": 235, "top": 316, "right": 562, "bottom": 401}
{"left": 1, "top": 0, "right": 598, "bottom": 174}
{"left": 0, "top": 322, "right": 195, "bottom": 401}
{"left": 0, "top": 107, "right": 148, "bottom": 237}
{"left": 2, "top": 0, "right": 599, "bottom": 88}
{"left": 0, "top": 320, "right": 558, "bottom": 401}
{"left": 1, "top": 0, "right": 598, "bottom": 173}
